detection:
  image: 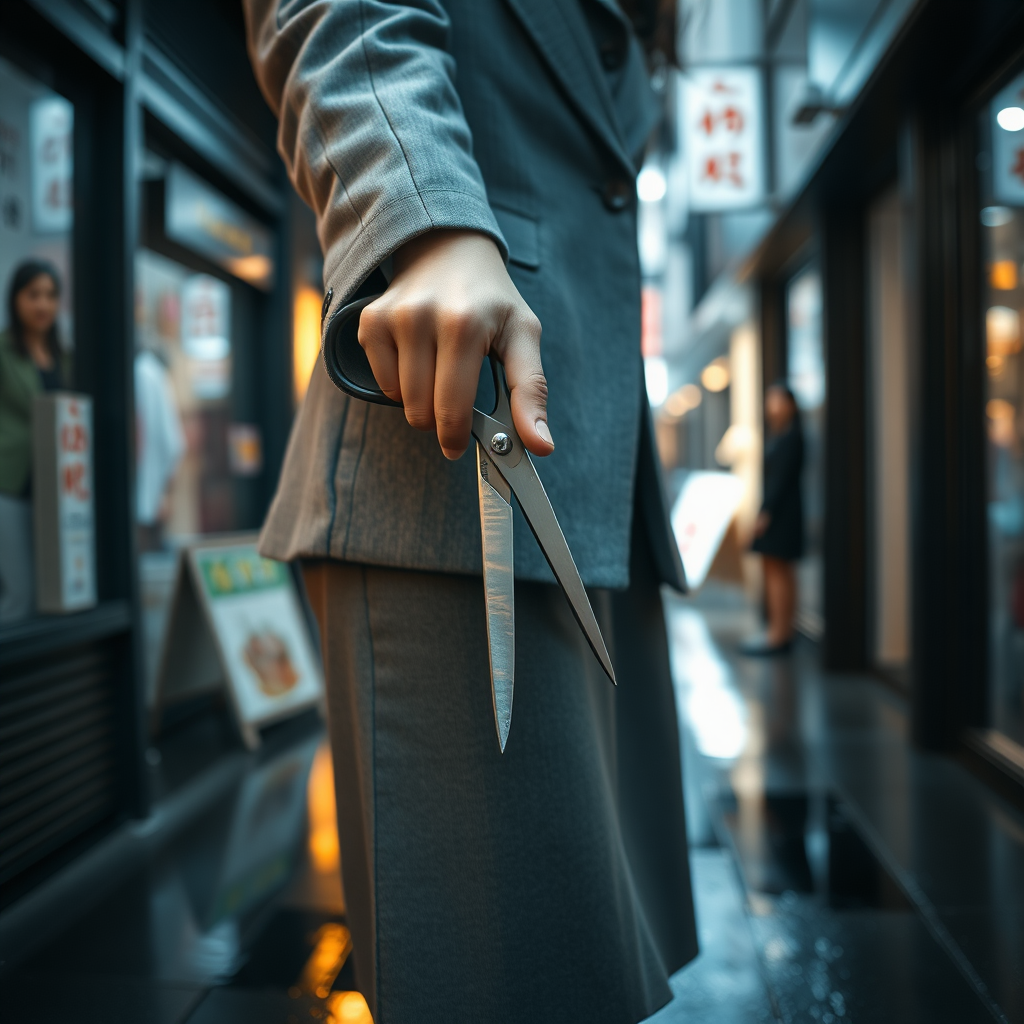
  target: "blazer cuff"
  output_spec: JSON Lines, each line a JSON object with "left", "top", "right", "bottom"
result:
{"left": 321, "top": 189, "right": 508, "bottom": 312}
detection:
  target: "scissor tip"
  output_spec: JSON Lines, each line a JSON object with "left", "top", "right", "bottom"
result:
{"left": 496, "top": 720, "right": 511, "bottom": 753}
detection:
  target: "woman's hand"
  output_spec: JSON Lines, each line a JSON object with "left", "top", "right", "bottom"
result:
{"left": 357, "top": 230, "right": 553, "bottom": 461}
{"left": 754, "top": 510, "right": 771, "bottom": 537}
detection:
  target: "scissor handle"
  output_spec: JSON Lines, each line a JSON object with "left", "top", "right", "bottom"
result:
{"left": 323, "top": 293, "right": 508, "bottom": 420}
{"left": 322, "top": 294, "right": 403, "bottom": 407}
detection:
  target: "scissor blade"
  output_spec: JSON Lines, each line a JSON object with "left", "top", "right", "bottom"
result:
{"left": 477, "top": 443, "right": 515, "bottom": 752}
{"left": 496, "top": 452, "right": 616, "bottom": 685}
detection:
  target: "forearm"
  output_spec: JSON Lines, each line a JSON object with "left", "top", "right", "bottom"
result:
{"left": 243, "top": 0, "right": 506, "bottom": 301}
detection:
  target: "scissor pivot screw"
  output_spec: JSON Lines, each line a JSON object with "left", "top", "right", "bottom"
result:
{"left": 490, "top": 432, "right": 513, "bottom": 455}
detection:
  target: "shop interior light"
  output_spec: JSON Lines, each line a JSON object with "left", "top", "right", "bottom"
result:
{"left": 293, "top": 285, "right": 324, "bottom": 404}
{"left": 987, "top": 305, "right": 1022, "bottom": 355}
{"left": 997, "top": 106, "right": 1024, "bottom": 132}
{"left": 664, "top": 382, "right": 703, "bottom": 418}
{"left": 701, "top": 358, "right": 730, "bottom": 393}
{"left": 981, "top": 206, "right": 1014, "bottom": 228}
{"left": 991, "top": 260, "right": 1019, "bottom": 290}
{"left": 637, "top": 165, "right": 667, "bottom": 203}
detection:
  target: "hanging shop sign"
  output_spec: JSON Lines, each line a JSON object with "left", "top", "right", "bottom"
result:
{"left": 29, "top": 96, "right": 74, "bottom": 233}
{"left": 683, "top": 67, "right": 765, "bottom": 211}
{"left": 155, "top": 537, "right": 323, "bottom": 748}
{"left": 992, "top": 72, "right": 1024, "bottom": 206}
{"left": 32, "top": 392, "right": 97, "bottom": 612}
{"left": 165, "top": 163, "right": 274, "bottom": 290}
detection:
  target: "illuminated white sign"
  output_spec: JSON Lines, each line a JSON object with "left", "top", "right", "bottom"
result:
{"left": 993, "top": 72, "right": 1024, "bottom": 206}
{"left": 683, "top": 67, "right": 765, "bottom": 211}
{"left": 30, "top": 96, "right": 73, "bottom": 233}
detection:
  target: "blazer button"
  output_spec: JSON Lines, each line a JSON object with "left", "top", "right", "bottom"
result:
{"left": 602, "top": 178, "right": 632, "bottom": 212}
{"left": 600, "top": 43, "right": 625, "bottom": 71}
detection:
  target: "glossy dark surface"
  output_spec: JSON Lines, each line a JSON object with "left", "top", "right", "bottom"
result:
{"left": 1, "top": 592, "right": 1022, "bottom": 1022}
{"left": 651, "top": 590, "right": 1024, "bottom": 1023}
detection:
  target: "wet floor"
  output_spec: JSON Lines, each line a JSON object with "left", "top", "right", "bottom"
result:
{"left": 0, "top": 588, "right": 1021, "bottom": 1022}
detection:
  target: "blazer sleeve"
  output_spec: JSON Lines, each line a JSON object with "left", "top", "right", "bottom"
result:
{"left": 761, "top": 430, "right": 802, "bottom": 516}
{"left": 243, "top": 0, "right": 508, "bottom": 304}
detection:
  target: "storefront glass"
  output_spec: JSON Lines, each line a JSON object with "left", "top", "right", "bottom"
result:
{"left": 787, "top": 264, "right": 825, "bottom": 639}
{"left": 0, "top": 57, "right": 78, "bottom": 626}
{"left": 135, "top": 249, "right": 241, "bottom": 698}
{"left": 982, "top": 68, "right": 1024, "bottom": 748}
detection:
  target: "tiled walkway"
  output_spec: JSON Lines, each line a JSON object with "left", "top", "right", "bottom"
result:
{"left": 1, "top": 589, "right": 1021, "bottom": 1023}
{"left": 655, "top": 588, "right": 1024, "bottom": 1024}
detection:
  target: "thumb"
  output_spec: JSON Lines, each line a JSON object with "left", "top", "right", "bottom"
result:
{"left": 495, "top": 308, "right": 553, "bottom": 457}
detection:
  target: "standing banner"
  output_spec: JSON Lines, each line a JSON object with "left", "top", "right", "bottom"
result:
{"left": 671, "top": 471, "right": 745, "bottom": 590}
{"left": 32, "top": 392, "right": 97, "bottom": 613}
{"left": 155, "top": 537, "right": 323, "bottom": 748}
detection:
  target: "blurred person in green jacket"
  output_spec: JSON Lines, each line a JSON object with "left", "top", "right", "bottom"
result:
{"left": 0, "top": 260, "right": 66, "bottom": 624}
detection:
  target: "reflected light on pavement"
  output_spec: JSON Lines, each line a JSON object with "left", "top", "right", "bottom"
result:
{"left": 669, "top": 608, "right": 748, "bottom": 759}
{"left": 308, "top": 743, "right": 340, "bottom": 872}
{"left": 327, "top": 990, "right": 374, "bottom": 1023}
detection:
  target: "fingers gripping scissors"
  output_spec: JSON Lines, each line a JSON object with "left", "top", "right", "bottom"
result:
{"left": 322, "top": 295, "right": 616, "bottom": 752}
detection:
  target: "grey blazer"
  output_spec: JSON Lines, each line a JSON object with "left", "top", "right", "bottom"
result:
{"left": 245, "top": 0, "right": 685, "bottom": 591}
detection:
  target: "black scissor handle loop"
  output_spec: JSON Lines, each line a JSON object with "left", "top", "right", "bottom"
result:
{"left": 322, "top": 293, "right": 403, "bottom": 408}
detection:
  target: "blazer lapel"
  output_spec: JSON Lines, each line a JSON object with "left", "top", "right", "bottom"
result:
{"left": 503, "top": 0, "right": 634, "bottom": 173}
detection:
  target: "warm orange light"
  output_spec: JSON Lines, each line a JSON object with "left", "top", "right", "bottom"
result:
{"left": 308, "top": 743, "right": 340, "bottom": 872}
{"left": 294, "top": 285, "right": 324, "bottom": 404}
{"left": 664, "top": 383, "right": 702, "bottom": 418}
{"left": 327, "top": 991, "right": 374, "bottom": 1023}
{"left": 298, "top": 923, "right": 353, "bottom": 999}
{"left": 226, "top": 254, "right": 274, "bottom": 288}
{"left": 987, "top": 398, "right": 1015, "bottom": 421}
{"left": 701, "top": 359, "right": 730, "bottom": 393}
{"left": 991, "top": 260, "right": 1019, "bottom": 290}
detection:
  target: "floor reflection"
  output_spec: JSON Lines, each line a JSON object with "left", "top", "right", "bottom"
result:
{"left": 1, "top": 589, "right": 1022, "bottom": 1024}
{"left": 658, "top": 585, "right": 1024, "bottom": 1024}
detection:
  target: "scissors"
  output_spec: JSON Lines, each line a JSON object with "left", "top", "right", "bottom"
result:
{"left": 322, "top": 294, "right": 616, "bottom": 752}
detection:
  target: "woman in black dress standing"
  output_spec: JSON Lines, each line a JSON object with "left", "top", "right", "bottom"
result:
{"left": 742, "top": 383, "right": 804, "bottom": 655}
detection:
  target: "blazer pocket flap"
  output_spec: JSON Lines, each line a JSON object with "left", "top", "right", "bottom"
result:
{"left": 492, "top": 205, "right": 540, "bottom": 269}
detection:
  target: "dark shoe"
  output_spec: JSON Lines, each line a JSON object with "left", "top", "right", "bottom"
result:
{"left": 738, "top": 636, "right": 793, "bottom": 657}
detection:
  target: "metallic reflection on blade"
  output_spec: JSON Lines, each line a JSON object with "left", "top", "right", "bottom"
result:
{"left": 477, "top": 442, "right": 515, "bottom": 752}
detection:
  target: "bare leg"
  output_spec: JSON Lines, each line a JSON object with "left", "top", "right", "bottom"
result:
{"left": 764, "top": 556, "right": 796, "bottom": 646}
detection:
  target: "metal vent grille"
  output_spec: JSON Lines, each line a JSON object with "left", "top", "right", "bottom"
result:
{"left": 0, "top": 645, "right": 118, "bottom": 887}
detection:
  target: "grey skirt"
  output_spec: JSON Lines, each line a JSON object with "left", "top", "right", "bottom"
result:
{"left": 302, "top": 518, "right": 696, "bottom": 1024}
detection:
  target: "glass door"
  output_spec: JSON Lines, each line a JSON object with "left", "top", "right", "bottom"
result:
{"left": 980, "top": 68, "right": 1024, "bottom": 749}
{"left": 786, "top": 263, "right": 825, "bottom": 640}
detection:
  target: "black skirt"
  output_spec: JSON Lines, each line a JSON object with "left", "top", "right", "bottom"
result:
{"left": 752, "top": 424, "right": 805, "bottom": 561}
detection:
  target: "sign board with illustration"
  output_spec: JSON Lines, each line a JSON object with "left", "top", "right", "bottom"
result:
{"left": 32, "top": 392, "right": 97, "bottom": 612}
{"left": 671, "top": 471, "right": 745, "bottom": 590}
{"left": 683, "top": 67, "right": 765, "bottom": 211}
{"left": 156, "top": 537, "right": 323, "bottom": 748}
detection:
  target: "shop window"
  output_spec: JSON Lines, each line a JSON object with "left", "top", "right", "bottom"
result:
{"left": 135, "top": 250, "right": 240, "bottom": 698}
{"left": 787, "top": 264, "right": 824, "bottom": 639}
{"left": 0, "top": 57, "right": 79, "bottom": 626}
{"left": 981, "top": 68, "right": 1024, "bottom": 749}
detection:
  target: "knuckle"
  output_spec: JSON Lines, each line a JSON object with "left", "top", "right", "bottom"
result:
{"left": 439, "top": 306, "right": 479, "bottom": 340}
{"left": 435, "top": 408, "right": 468, "bottom": 436}
{"left": 393, "top": 300, "right": 431, "bottom": 336}
{"left": 405, "top": 407, "right": 435, "bottom": 432}
{"left": 522, "top": 370, "right": 548, "bottom": 405}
